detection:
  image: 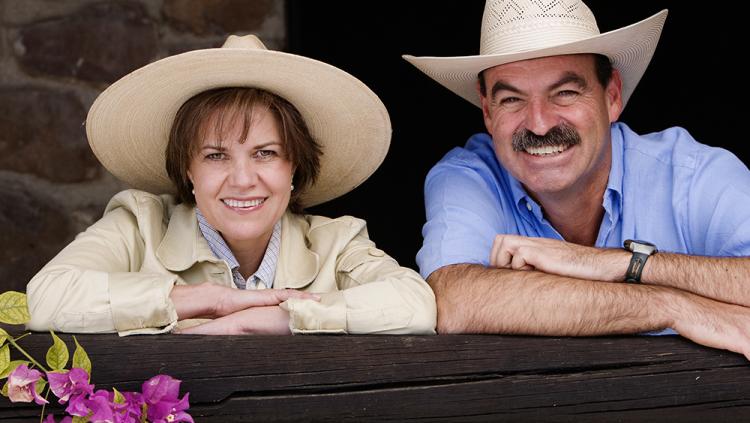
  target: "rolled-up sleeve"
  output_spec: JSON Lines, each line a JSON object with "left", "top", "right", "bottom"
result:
{"left": 283, "top": 231, "right": 436, "bottom": 335}
{"left": 26, "top": 202, "right": 178, "bottom": 335}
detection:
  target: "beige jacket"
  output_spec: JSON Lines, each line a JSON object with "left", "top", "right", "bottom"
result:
{"left": 26, "top": 190, "right": 436, "bottom": 336}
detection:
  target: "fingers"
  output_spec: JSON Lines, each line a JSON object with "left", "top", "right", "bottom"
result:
{"left": 176, "top": 306, "right": 292, "bottom": 335}
{"left": 491, "top": 235, "right": 534, "bottom": 270}
{"left": 491, "top": 235, "right": 513, "bottom": 268}
{"left": 216, "top": 288, "right": 320, "bottom": 317}
{"left": 244, "top": 289, "right": 320, "bottom": 307}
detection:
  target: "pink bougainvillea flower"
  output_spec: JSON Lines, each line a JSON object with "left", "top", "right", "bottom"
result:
{"left": 142, "top": 375, "right": 193, "bottom": 423}
{"left": 47, "top": 368, "right": 94, "bottom": 403}
{"left": 84, "top": 389, "right": 116, "bottom": 422}
{"left": 7, "top": 364, "right": 48, "bottom": 405}
{"left": 107, "top": 390, "right": 145, "bottom": 423}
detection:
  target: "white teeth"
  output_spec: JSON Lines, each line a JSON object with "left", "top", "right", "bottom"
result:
{"left": 223, "top": 198, "right": 265, "bottom": 208}
{"left": 525, "top": 144, "right": 568, "bottom": 156}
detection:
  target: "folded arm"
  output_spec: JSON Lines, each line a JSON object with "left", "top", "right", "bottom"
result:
{"left": 429, "top": 263, "right": 750, "bottom": 359}
{"left": 489, "top": 234, "right": 750, "bottom": 306}
{"left": 282, "top": 233, "right": 437, "bottom": 335}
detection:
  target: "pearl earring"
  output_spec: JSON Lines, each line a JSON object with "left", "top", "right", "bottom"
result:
{"left": 290, "top": 184, "right": 295, "bottom": 191}
{"left": 191, "top": 188, "right": 195, "bottom": 195}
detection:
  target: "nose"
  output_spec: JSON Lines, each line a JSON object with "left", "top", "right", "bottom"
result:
{"left": 228, "top": 157, "right": 258, "bottom": 188}
{"left": 524, "top": 97, "right": 558, "bottom": 136}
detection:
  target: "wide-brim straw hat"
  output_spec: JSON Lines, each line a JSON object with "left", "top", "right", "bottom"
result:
{"left": 87, "top": 35, "right": 391, "bottom": 208}
{"left": 403, "top": 0, "right": 668, "bottom": 109}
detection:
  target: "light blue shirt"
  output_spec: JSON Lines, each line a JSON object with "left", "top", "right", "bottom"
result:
{"left": 196, "top": 209, "right": 281, "bottom": 290}
{"left": 418, "top": 122, "right": 750, "bottom": 279}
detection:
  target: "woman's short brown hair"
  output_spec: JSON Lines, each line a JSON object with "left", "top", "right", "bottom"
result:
{"left": 166, "top": 87, "right": 322, "bottom": 213}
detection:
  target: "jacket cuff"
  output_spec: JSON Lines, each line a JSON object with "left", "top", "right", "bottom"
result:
{"left": 282, "top": 291, "right": 347, "bottom": 334}
{"left": 108, "top": 272, "right": 178, "bottom": 334}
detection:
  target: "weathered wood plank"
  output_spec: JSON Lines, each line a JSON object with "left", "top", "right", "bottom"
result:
{"left": 0, "top": 333, "right": 748, "bottom": 421}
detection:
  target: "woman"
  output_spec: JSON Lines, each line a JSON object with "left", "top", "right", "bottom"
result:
{"left": 26, "top": 35, "right": 436, "bottom": 336}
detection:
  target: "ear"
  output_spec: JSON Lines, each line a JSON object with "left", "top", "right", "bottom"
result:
{"left": 477, "top": 79, "right": 493, "bottom": 132}
{"left": 187, "top": 170, "right": 194, "bottom": 185}
{"left": 605, "top": 69, "right": 624, "bottom": 123}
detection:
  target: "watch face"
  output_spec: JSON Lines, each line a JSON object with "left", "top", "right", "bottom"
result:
{"left": 624, "top": 239, "right": 657, "bottom": 254}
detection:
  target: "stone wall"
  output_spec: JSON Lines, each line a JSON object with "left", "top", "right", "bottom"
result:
{"left": 0, "top": 0, "right": 286, "bottom": 292}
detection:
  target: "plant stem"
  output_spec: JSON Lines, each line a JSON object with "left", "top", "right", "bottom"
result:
{"left": 8, "top": 335, "right": 49, "bottom": 372}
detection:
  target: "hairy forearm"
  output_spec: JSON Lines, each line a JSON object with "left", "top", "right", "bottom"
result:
{"left": 642, "top": 254, "right": 750, "bottom": 307}
{"left": 428, "top": 264, "right": 674, "bottom": 335}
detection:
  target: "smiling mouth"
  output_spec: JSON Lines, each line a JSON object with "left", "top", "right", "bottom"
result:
{"left": 222, "top": 198, "right": 266, "bottom": 208}
{"left": 524, "top": 144, "right": 571, "bottom": 156}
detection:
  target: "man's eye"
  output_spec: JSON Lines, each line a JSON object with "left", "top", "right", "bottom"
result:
{"left": 500, "top": 97, "right": 521, "bottom": 105}
{"left": 557, "top": 90, "right": 579, "bottom": 97}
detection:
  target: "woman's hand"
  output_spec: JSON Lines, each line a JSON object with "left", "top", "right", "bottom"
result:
{"left": 176, "top": 306, "right": 292, "bottom": 335}
{"left": 169, "top": 283, "right": 319, "bottom": 320}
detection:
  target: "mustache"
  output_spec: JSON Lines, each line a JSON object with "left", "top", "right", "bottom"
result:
{"left": 511, "top": 124, "right": 581, "bottom": 152}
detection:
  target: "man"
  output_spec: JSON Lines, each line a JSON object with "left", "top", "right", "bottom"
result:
{"left": 403, "top": 0, "right": 750, "bottom": 358}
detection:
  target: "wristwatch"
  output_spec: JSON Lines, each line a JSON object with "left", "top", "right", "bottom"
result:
{"left": 623, "top": 239, "right": 657, "bottom": 283}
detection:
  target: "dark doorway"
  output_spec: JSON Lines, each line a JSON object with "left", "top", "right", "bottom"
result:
{"left": 288, "top": 1, "right": 747, "bottom": 269}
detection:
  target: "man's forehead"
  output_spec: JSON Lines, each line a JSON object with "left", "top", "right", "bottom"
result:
{"left": 483, "top": 54, "right": 597, "bottom": 79}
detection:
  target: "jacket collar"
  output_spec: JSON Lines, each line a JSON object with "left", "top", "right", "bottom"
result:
{"left": 274, "top": 212, "right": 319, "bottom": 289}
{"left": 156, "top": 206, "right": 319, "bottom": 286}
{"left": 156, "top": 204, "right": 218, "bottom": 271}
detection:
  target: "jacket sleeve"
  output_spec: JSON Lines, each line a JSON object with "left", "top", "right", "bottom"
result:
{"left": 26, "top": 201, "right": 178, "bottom": 336}
{"left": 283, "top": 230, "right": 437, "bottom": 335}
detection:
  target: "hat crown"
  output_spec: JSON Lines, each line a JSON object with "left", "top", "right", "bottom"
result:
{"left": 221, "top": 34, "right": 268, "bottom": 50}
{"left": 480, "top": 0, "right": 600, "bottom": 55}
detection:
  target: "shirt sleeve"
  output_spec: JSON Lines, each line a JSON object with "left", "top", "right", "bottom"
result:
{"left": 282, "top": 228, "right": 436, "bottom": 335}
{"left": 687, "top": 147, "right": 750, "bottom": 256}
{"left": 416, "top": 149, "right": 508, "bottom": 279}
{"left": 26, "top": 202, "right": 178, "bottom": 336}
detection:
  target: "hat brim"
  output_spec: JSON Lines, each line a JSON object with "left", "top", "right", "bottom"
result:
{"left": 87, "top": 47, "right": 391, "bottom": 208}
{"left": 403, "top": 10, "right": 667, "bottom": 109}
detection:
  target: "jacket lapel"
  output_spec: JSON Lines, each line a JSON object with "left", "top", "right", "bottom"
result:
{"left": 156, "top": 204, "right": 218, "bottom": 272}
{"left": 274, "top": 212, "right": 319, "bottom": 289}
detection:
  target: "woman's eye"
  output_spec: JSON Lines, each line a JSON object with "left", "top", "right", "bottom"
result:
{"left": 206, "top": 152, "right": 225, "bottom": 160}
{"left": 255, "top": 150, "right": 276, "bottom": 159}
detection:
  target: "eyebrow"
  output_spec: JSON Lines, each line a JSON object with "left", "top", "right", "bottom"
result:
{"left": 489, "top": 71, "right": 589, "bottom": 101}
{"left": 199, "top": 141, "right": 282, "bottom": 151}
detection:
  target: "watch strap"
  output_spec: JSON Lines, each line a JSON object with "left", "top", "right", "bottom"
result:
{"left": 625, "top": 251, "right": 650, "bottom": 283}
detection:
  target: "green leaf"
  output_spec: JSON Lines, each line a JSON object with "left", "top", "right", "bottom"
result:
{"left": 46, "top": 331, "right": 69, "bottom": 370}
{"left": 35, "top": 377, "right": 47, "bottom": 396}
{"left": 113, "top": 387, "right": 126, "bottom": 404}
{"left": 0, "top": 345, "right": 8, "bottom": 376}
{"left": 0, "top": 360, "right": 30, "bottom": 379}
{"left": 0, "top": 291, "right": 30, "bottom": 325}
{"left": 0, "top": 328, "right": 8, "bottom": 347}
{"left": 72, "top": 416, "right": 90, "bottom": 423}
{"left": 1, "top": 380, "right": 8, "bottom": 397}
{"left": 72, "top": 336, "right": 92, "bottom": 378}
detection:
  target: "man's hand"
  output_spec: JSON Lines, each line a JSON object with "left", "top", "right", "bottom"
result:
{"left": 169, "top": 283, "right": 320, "bottom": 320}
{"left": 176, "top": 306, "right": 292, "bottom": 335}
{"left": 489, "top": 234, "right": 629, "bottom": 282}
{"left": 663, "top": 289, "right": 750, "bottom": 360}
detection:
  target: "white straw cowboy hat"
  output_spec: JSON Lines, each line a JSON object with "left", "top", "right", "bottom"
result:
{"left": 86, "top": 35, "right": 391, "bottom": 207}
{"left": 403, "top": 0, "right": 668, "bottom": 109}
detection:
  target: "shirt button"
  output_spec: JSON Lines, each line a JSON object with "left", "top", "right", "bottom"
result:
{"left": 526, "top": 202, "right": 533, "bottom": 211}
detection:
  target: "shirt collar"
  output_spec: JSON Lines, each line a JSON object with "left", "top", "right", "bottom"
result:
{"left": 195, "top": 208, "right": 281, "bottom": 289}
{"left": 603, "top": 124, "right": 624, "bottom": 220}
